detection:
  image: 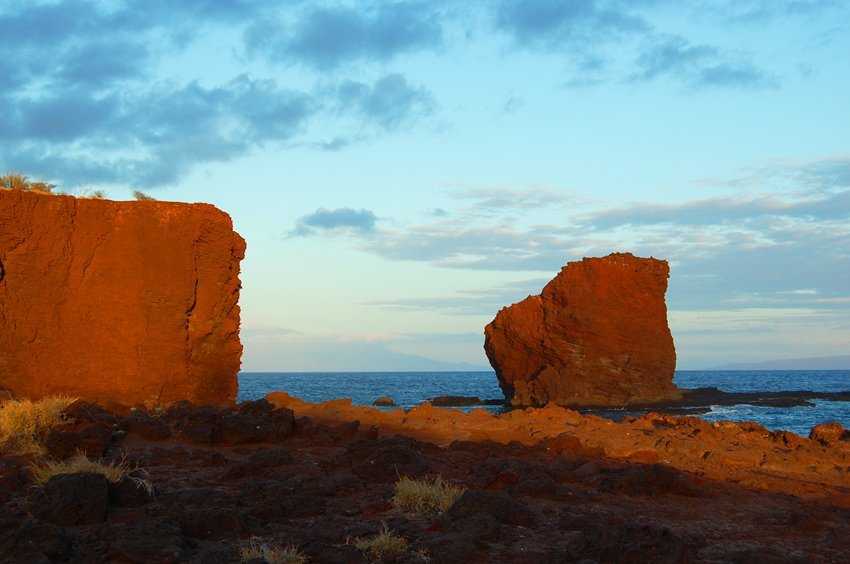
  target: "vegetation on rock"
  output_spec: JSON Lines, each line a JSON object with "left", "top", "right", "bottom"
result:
{"left": 0, "top": 172, "right": 55, "bottom": 193}
{"left": 351, "top": 523, "right": 409, "bottom": 560}
{"left": 0, "top": 396, "right": 75, "bottom": 454}
{"left": 133, "top": 190, "right": 156, "bottom": 201}
{"left": 393, "top": 475, "right": 465, "bottom": 514}
{"left": 30, "top": 454, "right": 153, "bottom": 494}
{"left": 239, "top": 537, "right": 308, "bottom": 564}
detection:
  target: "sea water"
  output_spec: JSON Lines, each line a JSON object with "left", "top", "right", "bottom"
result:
{"left": 238, "top": 370, "right": 850, "bottom": 436}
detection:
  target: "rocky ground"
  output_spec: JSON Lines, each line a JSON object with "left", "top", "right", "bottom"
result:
{"left": 1, "top": 397, "right": 850, "bottom": 563}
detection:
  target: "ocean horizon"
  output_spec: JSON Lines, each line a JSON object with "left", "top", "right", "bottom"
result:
{"left": 238, "top": 369, "right": 850, "bottom": 437}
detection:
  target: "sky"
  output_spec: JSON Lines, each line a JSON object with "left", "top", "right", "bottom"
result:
{"left": 2, "top": 0, "right": 849, "bottom": 371}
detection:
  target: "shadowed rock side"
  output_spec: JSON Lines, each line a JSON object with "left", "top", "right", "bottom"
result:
{"left": 0, "top": 190, "right": 245, "bottom": 406}
{"left": 485, "top": 253, "right": 681, "bottom": 407}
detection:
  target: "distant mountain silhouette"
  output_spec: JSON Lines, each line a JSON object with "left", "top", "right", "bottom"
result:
{"left": 711, "top": 355, "right": 850, "bottom": 370}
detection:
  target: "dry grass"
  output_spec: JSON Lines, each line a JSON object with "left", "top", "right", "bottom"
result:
{"left": 0, "top": 396, "right": 76, "bottom": 454}
{"left": 30, "top": 454, "right": 153, "bottom": 495}
{"left": 239, "top": 537, "right": 308, "bottom": 563}
{"left": 351, "top": 523, "right": 408, "bottom": 560}
{"left": 393, "top": 475, "right": 465, "bottom": 514}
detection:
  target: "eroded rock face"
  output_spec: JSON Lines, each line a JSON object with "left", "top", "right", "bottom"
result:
{"left": 0, "top": 190, "right": 245, "bottom": 406}
{"left": 484, "top": 253, "right": 680, "bottom": 407}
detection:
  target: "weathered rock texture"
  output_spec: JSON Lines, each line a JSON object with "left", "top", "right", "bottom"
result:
{"left": 484, "top": 253, "right": 680, "bottom": 407}
{"left": 0, "top": 189, "right": 245, "bottom": 406}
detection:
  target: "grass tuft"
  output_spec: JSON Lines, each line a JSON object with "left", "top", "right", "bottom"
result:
{"left": 0, "top": 396, "right": 76, "bottom": 454}
{"left": 351, "top": 523, "right": 408, "bottom": 560}
{"left": 393, "top": 475, "right": 465, "bottom": 514}
{"left": 30, "top": 454, "right": 153, "bottom": 495}
{"left": 239, "top": 537, "right": 308, "bottom": 563}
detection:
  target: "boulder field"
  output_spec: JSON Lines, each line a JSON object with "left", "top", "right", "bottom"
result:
{"left": 0, "top": 190, "right": 245, "bottom": 407}
{"left": 485, "top": 253, "right": 681, "bottom": 407}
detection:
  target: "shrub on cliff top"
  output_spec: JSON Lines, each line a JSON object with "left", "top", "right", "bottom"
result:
{"left": 0, "top": 172, "right": 55, "bottom": 193}
{"left": 133, "top": 190, "right": 156, "bottom": 201}
{"left": 393, "top": 475, "right": 465, "bottom": 514}
{"left": 0, "top": 396, "right": 75, "bottom": 454}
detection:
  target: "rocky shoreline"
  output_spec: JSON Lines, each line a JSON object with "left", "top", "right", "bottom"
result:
{"left": 2, "top": 396, "right": 849, "bottom": 562}
{"left": 428, "top": 386, "right": 850, "bottom": 415}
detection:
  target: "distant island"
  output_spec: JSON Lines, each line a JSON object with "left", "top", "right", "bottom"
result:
{"left": 710, "top": 355, "right": 850, "bottom": 370}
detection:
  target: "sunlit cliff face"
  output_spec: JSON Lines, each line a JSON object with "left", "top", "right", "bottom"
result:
{"left": 485, "top": 254, "right": 680, "bottom": 407}
{"left": 0, "top": 190, "right": 244, "bottom": 407}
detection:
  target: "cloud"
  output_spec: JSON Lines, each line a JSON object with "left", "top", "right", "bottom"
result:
{"left": 10, "top": 91, "right": 120, "bottom": 142}
{"left": 291, "top": 155, "right": 850, "bottom": 324}
{"left": 629, "top": 35, "right": 776, "bottom": 89}
{"left": 244, "top": 3, "right": 442, "bottom": 70}
{"left": 449, "top": 185, "right": 577, "bottom": 210}
{"left": 493, "top": 2, "right": 782, "bottom": 91}
{"left": 586, "top": 191, "right": 850, "bottom": 229}
{"left": 695, "top": 155, "right": 850, "bottom": 194}
{"left": 3, "top": 75, "right": 318, "bottom": 187}
{"left": 0, "top": 2, "right": 439, "bottom": 189}
{"left": 291, "top": 207, "right": 378, "bottom": 237}
{"left": 56, "top": 41, "right": 150, "bottom": 87}
{"left": 337, "top": 74, "right": 434, "bottom": 129}
{"left": 495, "top": 0, "right": 646, "bottom": 47}
{"left": 367, "top": 277, "right": 550, "bottom": 316}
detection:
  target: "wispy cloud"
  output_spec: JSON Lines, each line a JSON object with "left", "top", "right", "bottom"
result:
{"left": 366, "top": 277, "right": 550, "bottom": 315}
{"left": 629, "top": 35, "right": 776, "bottom": 90}
{"left": 288, "top": 156, "right": 850, "bottom": 315}
{"left": 585, "top": 191, "right": 850, "bottom": 229}
{"left": 291, "top": 207, "right": 378, "bottom": 237}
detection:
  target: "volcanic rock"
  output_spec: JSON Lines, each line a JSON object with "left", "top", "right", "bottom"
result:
{"left": 484, "top": 253, "right": 681, "bottom": 407}
{"left": 0, "top": 189, "right": 245, "bottom": 407}
{"left": 372, "top": 396, "right": 395, "bottom": 406}
{"left": 32, "top": 472, "right": 109, "bottom": 526}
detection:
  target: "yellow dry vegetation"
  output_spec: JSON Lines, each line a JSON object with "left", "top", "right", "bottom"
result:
{"left": 0, "top": 396, "right": 76, "bottom": 454}
{"left": 0, "top": 172, "right": 56, "bottom": 193}
{"left": 239, "top": 537, "right": 308, "bottom": 564}
{"left": 30, "top": 454, "right": 154, "bottom": 496}
{"left": 351, "top": 523, "right": 409, "bottom": 560}
{"left": 393, "top": 475, "right": 465, "bottom": 514}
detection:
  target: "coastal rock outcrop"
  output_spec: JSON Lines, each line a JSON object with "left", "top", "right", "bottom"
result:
{"left": 0, "top": 189, "right": 245, "bottom": 406}
{"left": 484, "top": 253, "right": 680, "bottom": 407}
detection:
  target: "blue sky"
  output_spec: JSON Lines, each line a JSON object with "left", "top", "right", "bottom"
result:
{"left": 2, "top": 0, "right": 849, "bottom": 370}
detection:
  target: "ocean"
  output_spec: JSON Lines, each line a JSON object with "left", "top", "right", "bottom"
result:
{"left": 237, "top": 370, "right": 850, "bottom": 437}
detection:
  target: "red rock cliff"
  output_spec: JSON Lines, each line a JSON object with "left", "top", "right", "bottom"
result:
{"left": 484, "top": 253, "right": 681, "bottom": 407}
{"left": 0, "top": 189, "right": 245, "bottom": 406}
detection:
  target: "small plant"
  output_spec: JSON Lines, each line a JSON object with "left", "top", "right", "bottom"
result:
{"left": 133, "top": 190, "right": 156, "bottom": 201}
{"left": 84, "top": 189, "right": 107, "bottom": 199}
{"left": 393, "top": 475, "right": 465, "bottom": 514}
{"left": 239, "top": 537, "right": 308, "bottom": 563}
{"left": 351, "top": 523, "right": 408, "bottom": 560}
{"left": 30, "top": 454, "right": 153, "bottom": 496}
{"left": 0, "top": 396, "right": 76, "bottom": 454}
{"left": 0, "top": 172, "right": 55, "bottom": 193}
